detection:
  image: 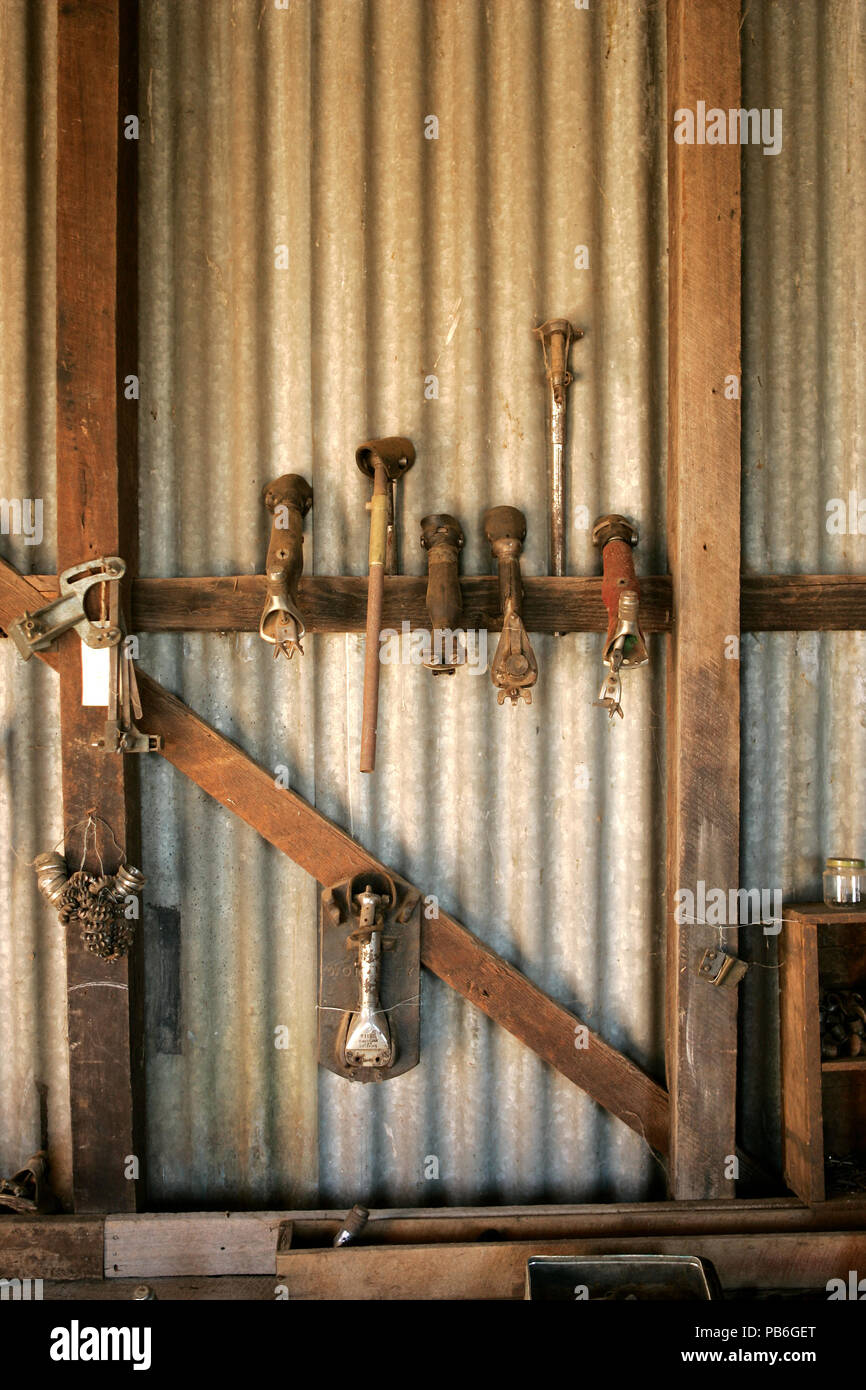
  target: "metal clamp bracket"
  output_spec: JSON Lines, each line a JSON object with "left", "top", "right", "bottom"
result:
{"left": 9, "top": 557, "right": 126, "bottom": 661}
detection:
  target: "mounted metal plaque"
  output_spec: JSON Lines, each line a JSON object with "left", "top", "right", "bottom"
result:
{"left": 318, "top": 869, "right": 421, "bottom": 1082}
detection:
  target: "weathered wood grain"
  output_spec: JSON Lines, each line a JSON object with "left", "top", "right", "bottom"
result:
{"left": 9, "top": 572, "right": 866, "bottom": 637}
{"left": 56, "top": 0, "right": 142, "bottom": 1212}
{"left": 666, "top": 0, "right": 742, "bottom": 1198}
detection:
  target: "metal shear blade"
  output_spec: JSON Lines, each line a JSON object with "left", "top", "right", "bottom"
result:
{"left": 269, "top": 609, "right": 305, "bottom": 660}
{"left": 593, "top": 669, "right": 623, "bottom": 721}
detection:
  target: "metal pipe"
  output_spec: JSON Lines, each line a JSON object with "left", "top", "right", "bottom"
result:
{"left": 356, "top": 438, "right": 416, "bottom": 773}
{"left": 534, "top": 318, "right": 580, "bottom": 599}
{"left": 361, "top": 460, "right": 389, "bottom": 772}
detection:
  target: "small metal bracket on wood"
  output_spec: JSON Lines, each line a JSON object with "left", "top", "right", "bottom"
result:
{"left": 698, "top": 948, "right": 749, "bottom": 990}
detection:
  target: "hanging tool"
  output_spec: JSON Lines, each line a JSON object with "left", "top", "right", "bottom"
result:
{"left": 259, "top": 473, "right": 313, "bottom": 659}
{"left": 357, "top": 437, "right": 416, "bottom": 772}
{"left": 8, "top": 556, "right": 125, "bottom": 660}
{"left": 534, "top": 318, "right": 581, "bottom": 597}
{"left": 420, "top": 513, "right": 465, "bottom": 674}
{"left": 343, "top": 885, "right": 395, "bottom": 1070}
{"left": 92, "top": 569, "right": 162, "bottom": 753}
{"left": 319, "top": 870, "right": 421, "bottom": 1082}
{"left": 484, "top": 505, "right": 538, "bottom": 705}
{"left": 592, "top": 513, "right": 648, "bottom": 721}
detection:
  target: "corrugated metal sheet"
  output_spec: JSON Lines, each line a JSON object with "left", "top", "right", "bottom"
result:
{"left": 136, "top": 0, "right": 668, "bottom": 1208}
{"left": 739, "top": 0, "right": 866, "bottom": 1170}
{"left": 2, "top": 0, "right": 862, "bottom": 1213}
{"left": 0, "top": 0, "right": 71, "bottom": 1207}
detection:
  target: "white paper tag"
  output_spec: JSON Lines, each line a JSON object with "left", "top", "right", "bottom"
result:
{"left": 81, "top": 642, "right": 110, "bottom": 706}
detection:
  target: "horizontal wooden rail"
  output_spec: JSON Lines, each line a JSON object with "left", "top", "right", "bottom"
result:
{"left": 4, "top": 1200, "right": 866, "bottom": 1281}
{"left": 7, "top": 572, "right": 866, "bottom": 636}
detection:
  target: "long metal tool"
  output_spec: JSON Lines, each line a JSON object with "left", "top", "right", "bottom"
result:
{"left": 357, "top": 437, "right": 415, "bottom": 772}
{"left": 534, "top": 318, "right": 581, "bottom": 594}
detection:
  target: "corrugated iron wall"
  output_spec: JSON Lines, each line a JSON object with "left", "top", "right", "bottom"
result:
{"left": 0, "top": 0, "right": 863, "bottom": 1212}
{"left": 135, "top": 0, "right": 668, "bottom": 1207}
{"left": 0, "top": 0, "right": 71, "bottom": 1206}
{"left": 739, "top": 0, "right": 866, "bottom": 1170}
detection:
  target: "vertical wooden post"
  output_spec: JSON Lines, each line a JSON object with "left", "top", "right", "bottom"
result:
{"left": 666, "top": 0, "right": 742, "bottom": 1198}
{"left": 56, "top": 0, "right": 142, "bottom": 1212}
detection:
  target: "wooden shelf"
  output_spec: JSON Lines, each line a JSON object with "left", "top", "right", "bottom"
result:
{"left": 780, "top": 905, "right": 866, "bottom": 1203}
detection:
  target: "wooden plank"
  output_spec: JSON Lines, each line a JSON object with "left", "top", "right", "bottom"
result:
{"left": 786, "top": 904, "right": 866, "bottom": 927}
{"left": 6, "top": 1200, "right": 866, "bottom": 1283}
{"left": 44, "top": 1276, "right": 279, "bottom": 1300}
{"left": 56, "top": 0, "right": 142, "bottom": 1212}
{"left": 9, "top": 572, "right": 866, "bottom": 636}
{"left": 276, "top": 1232, "right": 866, "bottom": 1299}
{"left": 105, "top": 1212, "right": 284, "bottom": 1278}
{"left": 665, "top": 0, "right": 742, "bottom": 1199}
{"left": 0, "top": 559, "right": 669, "bottom": 1155}
{"left": 2, "top": 574, "right": 674, "bottom": 635}
{"left": 0, "top": 1217, "right": 104, "bottom": 1280}
{"left": 288, "top": 1197, "right": 866, "bottom": 1247}
{"left": 778, "top": 918, "right": 825, "bottom": 1203}
{"left": 741, "top": 574, "right": 866, "bottom": 631}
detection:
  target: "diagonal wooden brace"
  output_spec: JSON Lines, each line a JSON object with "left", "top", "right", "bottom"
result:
{"left": 0, "top": 558, "right": 670, "bottom": 1156}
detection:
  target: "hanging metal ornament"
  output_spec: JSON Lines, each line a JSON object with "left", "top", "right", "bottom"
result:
{"left": 32, "top": 828, "right": 146, "bottom": 962}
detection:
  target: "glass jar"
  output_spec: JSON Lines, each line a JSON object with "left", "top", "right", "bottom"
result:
{"left": 823, "top": 858, "right": 866, "bottom": 907}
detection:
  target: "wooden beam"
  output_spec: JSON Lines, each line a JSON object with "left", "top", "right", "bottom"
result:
{"left": 740, "top": 574, "right": 866, "bottom": 631}
{"left": 666, "top": 0, "right": 742, "bottom": 1198}
{"left": 56, "top": 0, "right": 142, "bottom": 1212}
{"left": 11, "top": 572, "right": 866, "bottom": 636}
{"left": 0, "top": 559, "right": 669, "bottom": 1155}
{"left": 0, "top": 1217, "right": 104, "bottom": 1280}
{"left": 6, "top": 1200, "right": 866, "bottom": 1281}
{"left": 276, "top": 1232, "right": 866, "bottom": 1299}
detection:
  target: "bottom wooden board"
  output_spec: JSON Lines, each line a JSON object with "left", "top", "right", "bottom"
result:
{"left": 276, "top": 1232, "right": 866, "bottom": 1300}
{"left": 0, "top": 1217, "right": 104, "bottom": 1280}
